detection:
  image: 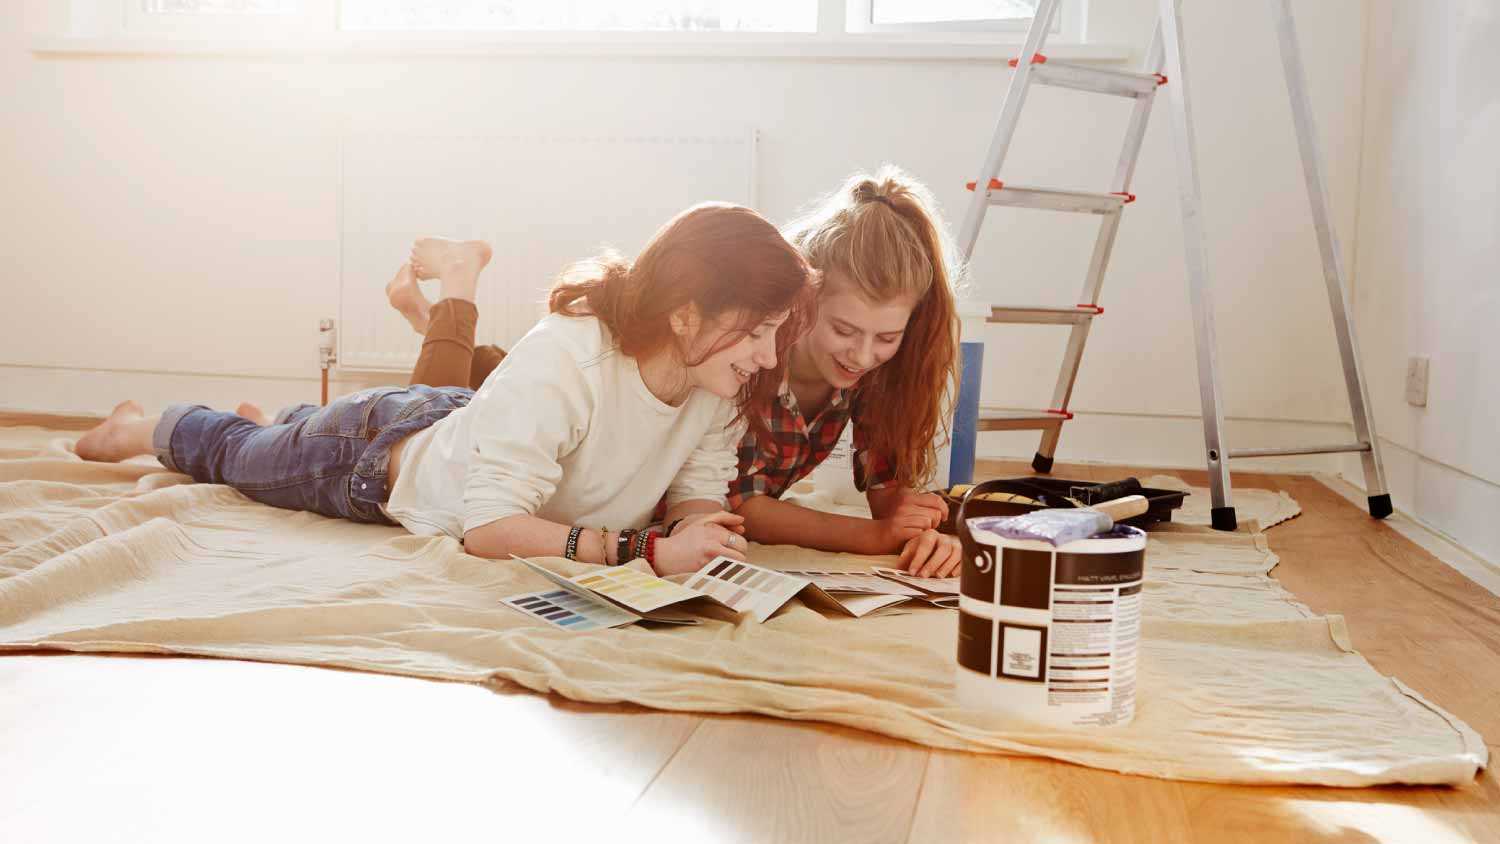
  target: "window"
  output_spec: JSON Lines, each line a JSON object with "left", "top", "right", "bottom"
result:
{"left": 339, "top": 1, "right": 817, "bottom": 33}
{"left": 848, "top": 0, "right": 1079, "bottom": 38}
{"left": 142, "top": 0, "right": 302, "bottom": 12}
{"left": 870, "top": 0, "right": 1040, "bottom": 29}
{"left": 120, "top": 0, "right": 1080, "bottom": 37}
{"left": 125, "top": 0, "right": 334, "bottom": 35}
{"left": 58, "top": 0, "right": 1102, "bottom": 57}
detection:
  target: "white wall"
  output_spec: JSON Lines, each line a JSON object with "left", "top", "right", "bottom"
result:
{"left": 3, "top": 1, "right": 1372, "bottom": 480}
{"left": 1346, "top": 1, "right": 1500, "bottom": 562}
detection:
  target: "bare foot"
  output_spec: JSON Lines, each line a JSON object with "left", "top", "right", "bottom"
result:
{"left": 385, "top": 262, "right": 431, "bottom": 335}
{"left": 236, "top": 402, "right": 271, "bottom": 426}
{"left": 75, "top": 400, "right": 155, "bottom": 463}
{"left": 409, "top": 237, "right": 492, "bottom": 304}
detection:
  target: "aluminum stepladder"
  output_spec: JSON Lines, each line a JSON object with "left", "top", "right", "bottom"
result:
{"left": 956, "top": 0, "right": 1391, "bottom": 531}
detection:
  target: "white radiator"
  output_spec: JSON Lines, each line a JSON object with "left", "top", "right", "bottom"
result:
{"left": 338, "top": 128, "right": 758, "bottom": 371}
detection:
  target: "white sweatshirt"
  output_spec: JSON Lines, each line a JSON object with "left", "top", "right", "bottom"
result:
{"left": 384, "top": 313, "right": 742, "bottom": 540}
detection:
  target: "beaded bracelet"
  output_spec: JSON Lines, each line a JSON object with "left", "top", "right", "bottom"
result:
{"left": 644, "top": 531, "right": 659, "bottom": 567}
{"left": 564, "top": 526, "right": 583, "bottom": 560}
{"left": 631, "top": 529, "right": 650, "bottom": 562}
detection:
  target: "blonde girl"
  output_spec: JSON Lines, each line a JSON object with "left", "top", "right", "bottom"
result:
{"left": 728, "top": 166, "right": 963, "bottom": 577}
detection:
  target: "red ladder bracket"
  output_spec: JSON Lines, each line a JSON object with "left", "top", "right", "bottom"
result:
{"left": 1046, "top": 409, "right": 1076, "bottom": 421}
{"left": 965, "top": 179, "right": 1005, "bottom": 192}
{"left": 1153, "top": 73, "right": 1169, "bottom": 86}
{"left": 1111, "top": 192, "right": 1137, "bottom": 204}
{"left": 1008, "top": 54, "right": 1048, "bottom": 68}
{"left": 1076, "top": 304, "right": 1104, "bottom": 315}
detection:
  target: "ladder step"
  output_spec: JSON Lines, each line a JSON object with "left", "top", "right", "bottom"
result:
{"left": 989, "top": 304, "right": 1103, "bottom": 325}
{"left": 964, "top": 181, "right": 1133, "bottom": 215}
{"left": 1030, "top": 59, "right": 1167, "bottom": 99}
{"left": 977, "top": 407, "right": 1073, "bottom": 432}
{"left": 1228, "top": 442, "right": 1373, "bottom": 459}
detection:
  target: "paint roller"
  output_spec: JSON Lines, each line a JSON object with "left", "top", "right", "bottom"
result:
{"left": 982, "top": 495, "right": 1151, "bottom": 547}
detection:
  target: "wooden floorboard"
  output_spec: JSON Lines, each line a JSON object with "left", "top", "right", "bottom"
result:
{"left": 909, "top": 752, "right": 1194, "bottom": 844}
{"left": 623, "top": 715, "right": 929, "bottom": 842}
{"left": 0, "top": 427, "right": 1495, "bottom": 842}
{"left": 0, "top": 409, "right": 103, "bottom": 431}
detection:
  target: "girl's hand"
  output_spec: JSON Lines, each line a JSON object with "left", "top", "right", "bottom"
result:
{"left": 899, "top": 529, "right": 962, "bottom": 578}
{"left": 874, "top": 493, "right": 947, "bottom": 553}
{"left": 670, "top": 510, "right": 747, "bottom": 537}
{"left": 654, "top": 511, "right": 747, "bottom": 576}
{"left": 901, "top": 491, "right": 950, "bottom": 527}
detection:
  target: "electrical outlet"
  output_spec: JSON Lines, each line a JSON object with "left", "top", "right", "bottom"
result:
{"left": 1405, "top": 356, "right": 1429, "bottom": 407}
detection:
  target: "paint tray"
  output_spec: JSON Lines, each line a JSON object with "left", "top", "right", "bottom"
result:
{"left": 935, "top": 476, "right": 1187, "bottom": 535}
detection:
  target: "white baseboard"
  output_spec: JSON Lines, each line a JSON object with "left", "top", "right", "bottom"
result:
{"left": 1336, "top": 440, "right": 1500, "bottom": 570}
{"left": 1319, "top": 471, "right": 1500, "bottom": 597}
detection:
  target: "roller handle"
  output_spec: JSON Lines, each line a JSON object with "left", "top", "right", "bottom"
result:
{"left": 1076, "top": 477, "right": 1143, "bottom": 505}
{"left": 1093, "top": 495, "right": 1150, "bottom": 522}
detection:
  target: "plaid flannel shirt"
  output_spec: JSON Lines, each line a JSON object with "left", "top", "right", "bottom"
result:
{"left": 726, "top": 384, "right": 900, "bottom": 510}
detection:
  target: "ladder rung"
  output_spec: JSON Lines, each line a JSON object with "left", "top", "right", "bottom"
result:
{"left": 1030, "top": 60, "right": 1166, "bottom": 99}
{"left": 989, "top": 304, "right": 1103, "bottom": 325}
{"left": 977, "top": 407, "right": 1073, "bottom": 432}
{"left": 965, "top": 182, "right": 1130, "bottom": 215}
{"left": 1228, "top": 442, "right": 1373, "bottom": 459}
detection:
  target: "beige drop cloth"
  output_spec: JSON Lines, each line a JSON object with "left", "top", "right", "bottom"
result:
{"left": 0, "top": 427, "right": 1486, "bottom": 786}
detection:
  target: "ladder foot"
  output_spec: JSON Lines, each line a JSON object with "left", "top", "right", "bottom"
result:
{"left": 1211, "top": 507, "right": 1237, "bottom": 532}
{"left": 1368, "top": 494, "right": 1393, "bottom": 520}
{"left": 1031, "top": 452, "right": 1054, "bottom": 474}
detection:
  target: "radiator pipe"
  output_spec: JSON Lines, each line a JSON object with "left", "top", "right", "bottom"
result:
{"left": 318, "top": 318, "right": 336, "bottom": 406}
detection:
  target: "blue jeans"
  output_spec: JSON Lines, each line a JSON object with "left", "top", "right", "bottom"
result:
{"left": 153, "top": 385, "right": 472, "bottom": 524}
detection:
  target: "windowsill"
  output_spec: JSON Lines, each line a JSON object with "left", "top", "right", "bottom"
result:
{"left": 30, "top": 33, "right": 1132, "bottom": 62}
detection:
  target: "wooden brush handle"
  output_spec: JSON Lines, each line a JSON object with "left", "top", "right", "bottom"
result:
{"left": 1093, "top": 495, "right": 1149, "bottom": 521}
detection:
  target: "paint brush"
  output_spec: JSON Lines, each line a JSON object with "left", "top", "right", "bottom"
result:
{"left": 982, "top": 496, "right": 1151, "bottom": 546}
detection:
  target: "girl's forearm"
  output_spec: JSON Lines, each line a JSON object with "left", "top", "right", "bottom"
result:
{"left": 464, "top": 514, "right": 617, "bottom": 565}
{"left": 734, "top": 495, "right": 892, "bottom": 556}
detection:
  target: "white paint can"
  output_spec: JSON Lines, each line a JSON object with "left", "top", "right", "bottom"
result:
{"left": 955, "top": 500, "right": 1146, "bottom": 728}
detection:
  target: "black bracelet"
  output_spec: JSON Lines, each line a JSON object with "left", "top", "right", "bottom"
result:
{"left": 665, "top": 518, "right": 684, "bottom": 538}
{"left": 615, "top": 529, "right": 637, "bottom": 567}
{"left": 564, "top": 526, "right": 584, "bottom": 560}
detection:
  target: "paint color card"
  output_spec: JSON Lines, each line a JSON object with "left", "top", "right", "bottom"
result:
{"left": 873, "top": 566, "right": 961, "bottom": 595}
{"left": 570, "top": 565, "right": 704, "bottom": 613}
{"left": 503, "top": 589, "right": 638, "bottom": 631}
{"left": 780, "top": 570, "right": 924, "bottom": 597}
{"left": 683, "top": 557, "right": 810, "bottom": 623}
{"left": 819, "top": 592, "right": 911, "bottom": 617}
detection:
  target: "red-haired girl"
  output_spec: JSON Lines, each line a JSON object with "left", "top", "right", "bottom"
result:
{"left": 75, "top": 203, "right": 814, "bottom": 576}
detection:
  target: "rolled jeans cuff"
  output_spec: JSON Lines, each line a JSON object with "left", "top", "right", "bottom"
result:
{"left": 152, "top": 403, "right": 204, "bottom": 473}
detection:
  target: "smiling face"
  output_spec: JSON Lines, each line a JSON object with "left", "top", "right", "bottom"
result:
{"left": 795, "top": 273, "right": 917, "bottom": 390}
{"left": 683, "top": 309, "right": 789, "bottom": 399}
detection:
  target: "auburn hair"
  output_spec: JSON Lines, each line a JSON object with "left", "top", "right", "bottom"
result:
{"left": 549, "top": 202, "right": 815, "bottom": 444}
{"left": 782, "top": 166, "right": 961, "bottom": 490}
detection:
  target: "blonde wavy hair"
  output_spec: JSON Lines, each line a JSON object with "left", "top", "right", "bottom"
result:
{"left": 782, "top": 165, "right": 964, "bottom": 489}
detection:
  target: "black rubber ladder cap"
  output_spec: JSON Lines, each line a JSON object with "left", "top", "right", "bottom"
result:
{"left": 1369, "top": 493, "right": 1393, "bottom": 520}
{"left": 1211, "top": 507, "right": 1238, "bottom": 532}
{"left": 1031, "top": 452, "right": 1054, "bottom": 473}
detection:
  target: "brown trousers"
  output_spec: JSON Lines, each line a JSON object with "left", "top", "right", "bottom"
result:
{"left": 408, "top": 299, "right": 506, "bottom": 390}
